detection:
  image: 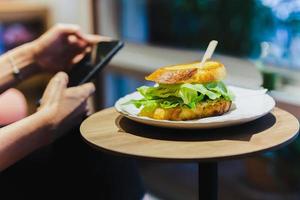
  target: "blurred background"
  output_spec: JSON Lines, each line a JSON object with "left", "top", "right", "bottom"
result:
{"left": 0, "top": 0, "right": 299, "bottom": 199}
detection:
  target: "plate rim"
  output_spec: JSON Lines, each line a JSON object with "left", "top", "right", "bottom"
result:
{"left": 114, "top": 86, "right": 275, "bottom": 129}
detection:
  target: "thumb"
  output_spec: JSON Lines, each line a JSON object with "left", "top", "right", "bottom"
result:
{"left": 41, "top": 72, "right": 68, "bottom": 105}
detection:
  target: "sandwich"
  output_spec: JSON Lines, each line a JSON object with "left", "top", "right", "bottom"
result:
{"left": 127, "top": 60, "right": 234, "bottom": 121}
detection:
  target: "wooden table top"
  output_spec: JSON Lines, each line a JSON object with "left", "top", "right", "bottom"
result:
{"left": 80, "top": 107, "right": 299, "bottom": 162}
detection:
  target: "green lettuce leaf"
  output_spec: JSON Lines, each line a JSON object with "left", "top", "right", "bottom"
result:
{"left": 125, "top": 81, "right": 234, "bottom": 110}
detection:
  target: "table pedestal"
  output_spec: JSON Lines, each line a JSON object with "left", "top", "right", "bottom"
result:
{"left": 198, "top": 162, "right": 218, "bottom": 200}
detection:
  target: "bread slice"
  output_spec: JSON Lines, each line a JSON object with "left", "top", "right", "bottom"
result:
{"left": 139, "top": 99, "right": 231, "bottom": 121}
{"left": 145, "top": 61, "right": 226, "bottom": 84}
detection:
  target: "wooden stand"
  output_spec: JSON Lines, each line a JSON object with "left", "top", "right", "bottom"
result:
{"left": 80, "top": 107, "right": 299, "bottom": 200}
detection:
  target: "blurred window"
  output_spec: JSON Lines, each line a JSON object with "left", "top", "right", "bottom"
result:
{"left": 116, "top": 0, "right": 300, "bottom": 69}
{"left": 0, "top": 21, "right": 43, "bottom": 53}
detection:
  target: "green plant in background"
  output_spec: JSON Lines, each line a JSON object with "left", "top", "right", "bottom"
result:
{"left": 255, "top": 42, "right": 282, "bottom": 90}
{"left": 147, "top": 0, "right": 276, "bottom": 57}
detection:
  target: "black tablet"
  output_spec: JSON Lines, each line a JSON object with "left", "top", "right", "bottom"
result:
{"left": 68, "top": 40, "right": 124, "bottom": 86}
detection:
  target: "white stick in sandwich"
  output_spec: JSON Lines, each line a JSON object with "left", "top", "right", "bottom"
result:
{"left": 200, "top": 40, "right": 218, "bottom": 67}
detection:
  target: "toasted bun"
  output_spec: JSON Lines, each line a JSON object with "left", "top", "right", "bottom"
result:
{"left": 145, "top": 61, "right": 226, "bottom": 84}
{"left": 139, "top": 99, "right": 231, "bottom": 121}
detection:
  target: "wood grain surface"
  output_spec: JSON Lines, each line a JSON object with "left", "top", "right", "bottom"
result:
{"left": 80, "top": 107, "right": 299, "bottom": 162}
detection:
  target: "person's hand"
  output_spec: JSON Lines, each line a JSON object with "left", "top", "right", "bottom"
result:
{"left": 38, "top": 72, "right": 95, "bottom": 141}
{"left": 32, "top": 23, "right": 110, "bottom": 73}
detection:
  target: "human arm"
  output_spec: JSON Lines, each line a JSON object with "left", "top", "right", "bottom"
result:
{"left": 0, "top": 42, "right": 37, "bottom": 94}
{"left": 0, "top": 24, "right": 104, "bottom": 94}
{"left": 0, "top": 72, "right": 95, "bottom": 171}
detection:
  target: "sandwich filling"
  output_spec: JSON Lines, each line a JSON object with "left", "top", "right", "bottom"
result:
{"left": 127, "top": 81, "right": 234, "bottom": 120}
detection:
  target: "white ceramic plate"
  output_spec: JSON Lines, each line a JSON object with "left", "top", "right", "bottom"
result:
{"left": 114, "top": 86, "right": 275, "bottom": 129}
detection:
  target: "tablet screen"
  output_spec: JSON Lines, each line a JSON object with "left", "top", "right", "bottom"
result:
{"left": 96, "top": 41, "right": 121, "bottom": 63}
{"left": 68, "top": 40, "right": 123, "bottom": 86}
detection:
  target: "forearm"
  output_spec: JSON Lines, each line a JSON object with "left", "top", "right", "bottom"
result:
{"left": 0, "top": 42, "right": 39, "bottom": 93}
{"left": 0, "top": 111, "right": 51, "bottom": 171}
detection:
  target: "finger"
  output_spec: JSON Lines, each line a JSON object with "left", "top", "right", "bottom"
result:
{"left": 69, "top": 46, "right": 92, "bottom": 66}
{"left": 84, "top": 100, "right": 89, "bottom": 111}
{"left": 66, "top": 36, "right": 89, "bottom": 64}
{"left": 80, "top": 101, "right": 89, "bottom": 114}
{"left": 49, "top": 72, "right": 68, "bottom": 105}
{"left": 68, "top": 82, "right": 95, "bottom": 99}
{"left": 67, "top": 35, "right": 88, "bottom": 49}
{"left": 54, "top": 23, "right": 90, "bottom": 44}
{"left": 85, "top": 46, "right": 92, "bottom": 53}
{"left": 86, "top": 102, "right": 93, "bottom": 116}
{"left": 54, "top": 24, "right": 110, "bottom": 45}
{"left": 71, "top": 53, "right": 86, "bottom": 65}
{"left": 81, "top": 34, "right": 112, "bottom": 44}
{"left": 78, "top": 82, "right": 96, "bottom": 97}
{"left": 55, "top": 23, "right": 81, "bottom": 35}
{"left": 64, "top": 49, "right": 88, "bottom": 69}
{"left": 44, "top": 72, "right": 68, "bottom": 105}
{"left": 62, "top": 40, "right": 89, "bottom": 68}
{"left": 67, "top": 35, "right": 78, "bottom": 44}
{"left": 40, "top": 72, "right": 66, "bottom": 104}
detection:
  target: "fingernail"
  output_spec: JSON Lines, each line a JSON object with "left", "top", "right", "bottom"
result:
{"left": 85, "top": 46, "right": 92, "bottom": 52}
{"left": 89, "top": 84, "right": 96, "bottom": 94}
{"left": 57, "top": 72, "right": 68, "bottom": 83}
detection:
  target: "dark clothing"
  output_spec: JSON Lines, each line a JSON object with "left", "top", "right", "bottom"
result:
{"left": 0, "top": 126, "right": 145, "bottom": 200}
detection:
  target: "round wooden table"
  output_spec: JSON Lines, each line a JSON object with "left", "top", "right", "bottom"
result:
{"left": 80, "top": 107, "right": 299, "bottom": 200}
